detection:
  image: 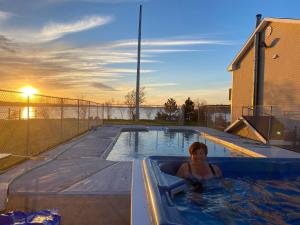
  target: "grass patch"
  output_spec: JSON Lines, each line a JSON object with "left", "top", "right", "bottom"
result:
{"left": 103, "top": 119, "right": 202, "bottom": 126}
{"left": 0, "top": 119, "right": 102, "bottom": 156}
{"left": 0, "top": 119, "right": 102, "bottom": 170}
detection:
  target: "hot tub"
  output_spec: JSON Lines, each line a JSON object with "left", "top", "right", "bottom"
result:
{"left": 131, "top": 156, "right": 300, "bottom": 225}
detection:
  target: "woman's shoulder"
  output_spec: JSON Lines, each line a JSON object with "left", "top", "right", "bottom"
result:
{"left": 210, "top": 164, "right": 222, "bottom": 177}
{"left": 176, "top": 162, "right": 189, "bottom": 177}
{"left": 178, "top": 162, "right": 189, "bottom": 171}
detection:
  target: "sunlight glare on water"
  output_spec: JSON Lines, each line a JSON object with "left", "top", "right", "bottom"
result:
{"left": 21, "top": 107, "right": 35, "bottom": 119}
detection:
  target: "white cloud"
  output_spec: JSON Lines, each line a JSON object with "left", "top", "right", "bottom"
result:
{"left": 0, "top": 31, "right": 232, "bottom": 102}
{"left": 142, "top": 49, "right": 202, "bottom": 53}
{"left": 0, "top": 11, "right": 13, "bottom": 21}
{"left": 4, "top": 15, "right": 113, "bottom": 43}
{"left": 145, "top": 83, "right": 177, "bottom": 88}
{"left": 112, "top": 39, "right": 233, "bottom": 48}
{"left": 43, "top": 0, "right": 144, "bottom": 4}
{"left": 104, "top": 68, "right": 155, "bottom": 74}
{"left": 39, "top": 15, "right": 113, "bottom": 42}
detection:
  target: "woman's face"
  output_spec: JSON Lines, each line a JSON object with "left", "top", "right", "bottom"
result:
{"left": 191, "top": 148, "right": 207, "bottom": 161}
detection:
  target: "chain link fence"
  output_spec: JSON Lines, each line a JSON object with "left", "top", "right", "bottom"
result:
{"left": 102, "top": 104, "right": 230, "bottom": 130}
{"left": 0, "top": 89, "right": 103, "bottom": 157}
{"left": 0, "top": 89, "right": 230, "bottom": 157}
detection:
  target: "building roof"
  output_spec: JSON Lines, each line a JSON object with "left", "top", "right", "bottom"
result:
{"left": 228, "top": 18, "right": 300, "bottom": 72}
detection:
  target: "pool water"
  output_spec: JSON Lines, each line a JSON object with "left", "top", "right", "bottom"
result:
{"left": 106, "top": 130, "right": 246, "bottom": 161}
{"left": 174, "top": 177, "right": 300, "bottom": 225}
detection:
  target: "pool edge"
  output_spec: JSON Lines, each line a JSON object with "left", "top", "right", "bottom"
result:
{"left": 200, "top": 132, "right": 266, "bottom": 158}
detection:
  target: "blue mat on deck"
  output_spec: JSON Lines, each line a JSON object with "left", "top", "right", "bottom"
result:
{"left": 0, "top": 210, "right": 60, "bottom": 225}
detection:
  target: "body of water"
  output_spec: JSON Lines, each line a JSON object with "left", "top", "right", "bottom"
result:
{"left": 106, "top": 130, "right": 246, "bottom": 161}
{"left": 0, "top": 106, "right": 231, "bottom": 121}
{"left": 174, "top": 177, "right": 300, "bottom": 224}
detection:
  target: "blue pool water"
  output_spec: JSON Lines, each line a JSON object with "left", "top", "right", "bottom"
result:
{"left": 174, "top": 177, "right": 300, "bottom": 225}
{"left": 106, "top": 129, "right": 246, "bottom": 161}
{"left": 141, "top": 157, "right": 300, "bottom": 225}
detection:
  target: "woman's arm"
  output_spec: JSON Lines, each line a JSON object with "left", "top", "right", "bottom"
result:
{"left": 176, "top": 163, "right": 188, "bottom": 178}
{"left": 213, "top": 164, "right": 223, "bottom": 177}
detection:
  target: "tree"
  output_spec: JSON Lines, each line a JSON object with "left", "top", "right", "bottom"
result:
{"left": 124, "top": 87, "right": 146, "bottom": 120}
{"left": 182, "top": 97, "right": 195, "bottom": 121}
{"left": 155, "top": 98, "right": 179, "bottom": 121}
{"left": 164, "top": 98, "right": 178, "bottom": 120}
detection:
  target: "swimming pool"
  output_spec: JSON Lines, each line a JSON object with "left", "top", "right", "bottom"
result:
{"left": 106, "top": 129, "right": 246, "bottom": 161}
{"left": 136, "top": 156, "right": 300, "bottom": 225}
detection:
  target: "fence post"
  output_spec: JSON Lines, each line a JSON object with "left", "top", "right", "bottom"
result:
{"left": 102, "top": 103, "right": 105, "bottom": 121}
{"left": 267, "top": 106, "right": 273, "bottom": 144}
{"left": 77, "top": 99, "right": 80, "bottom": 134}
{"left": 214, "top": 105, "right": 216, "bottom": 129}
{"left": 26, "top": 96, "right": 30, "bottom": 156}
{"left": 60, "top": 98, "right": 63, "bottom": 141}
{"left": 88, "top": 101, "right": 90, "bottom": 129}
{"left": 197, "top": 106, "right": 200, "bottom": 125}
{"left": 96, "top": 103, "right": 99, "bottom": 125}
{"left": 205, "top": 107, "right": 208, "bottom": 127}
{"left": 224, "top": 107, "right": 227, "bottom": 127}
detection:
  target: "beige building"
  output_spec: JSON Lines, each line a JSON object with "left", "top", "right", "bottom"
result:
{"left": 226, "top": 16, "right": 300, "bottom": 150}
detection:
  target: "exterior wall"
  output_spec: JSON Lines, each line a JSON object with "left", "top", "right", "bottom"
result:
{"left": 263, "top": 22, "right": 300, "bottom": 113}
{"left": 231, "top": 46, "right": 254, "bottom": 122}
{"left": 229, "top": 20, "right": 300, "bottom": 147}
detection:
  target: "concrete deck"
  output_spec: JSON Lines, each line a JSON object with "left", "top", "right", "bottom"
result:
{"left": 1, "top": 126, "right": 130, "bottom": 225}
{"left": 199, "top": 127, "right": 300, "bottom": 158}
{"left": 1, "top": 124, "right": 300, "bottom": 225}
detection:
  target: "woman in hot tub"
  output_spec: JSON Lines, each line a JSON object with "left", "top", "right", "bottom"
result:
{"left": 176, "top": 142, "right": 222, "bottom": 188}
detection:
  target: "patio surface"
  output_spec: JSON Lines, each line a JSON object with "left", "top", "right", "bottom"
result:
{"left": 0, "top": 154, "right": 10, "bottom": 160}
{"left": 1, "top": 126, "right": 131, "bottom": 225}
{"left": 1, "top": 124, "right": 300, "bottom": 225}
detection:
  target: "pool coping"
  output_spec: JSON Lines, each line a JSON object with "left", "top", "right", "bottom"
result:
{"left": 200, "top": 132, "right": 266, "bottom": 158}
{"left": 196, "top": 127, "right": 300, "bottom": 158}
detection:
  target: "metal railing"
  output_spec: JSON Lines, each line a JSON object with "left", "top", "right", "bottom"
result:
{"left": 241, "top": 105, "right": 300, "bottom": 152}
{"left": 242, "top": 105, "right": 273, "bottom": 143}
{"left": 0, "top": 89, "right": 103, "bottom": 156}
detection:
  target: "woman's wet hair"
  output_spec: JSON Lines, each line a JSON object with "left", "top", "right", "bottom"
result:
{"left": 189, "top": 142, "right": 208, "bottom": 156}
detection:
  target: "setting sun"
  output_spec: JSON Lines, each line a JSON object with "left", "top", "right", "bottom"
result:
{"left": 20, "top": 86, "right": 38, "bottom": 97}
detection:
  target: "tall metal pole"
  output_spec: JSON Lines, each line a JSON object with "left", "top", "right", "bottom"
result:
{"left": 26, "top": 96, "right": 30, "bottom": 156}
{"left": 135, "top": 5, "right": 142, "bottom": 121}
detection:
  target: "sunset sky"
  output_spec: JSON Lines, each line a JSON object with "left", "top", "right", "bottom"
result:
{"left": 0, "top": 0, "right": 300, "bottom": 104}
